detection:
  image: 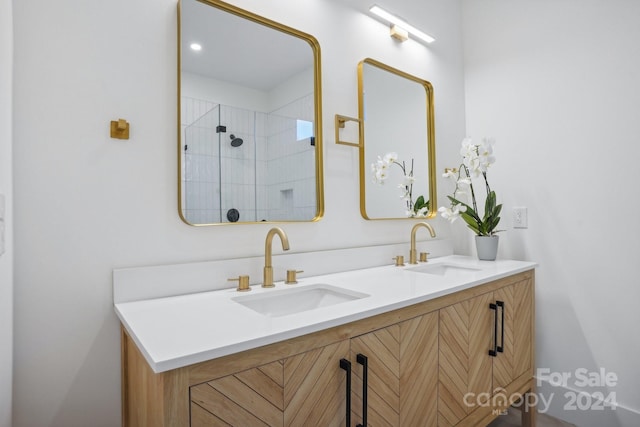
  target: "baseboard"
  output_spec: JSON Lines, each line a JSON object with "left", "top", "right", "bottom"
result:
{"left": 535, "top": 377, "right": 640, "bottom": 427}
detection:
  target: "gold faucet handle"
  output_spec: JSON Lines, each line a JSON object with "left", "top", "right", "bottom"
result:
{"left": 229, "top": 275, "right": 251, "bottom": 292}
{"left": 393, "top": 255, "right": 405, "bottom": 267}
{"left": 285, "top": 270, "right": 303, "bottom": 285}
{"left": 419, "top": 252, "right": 430, "bottom": 262}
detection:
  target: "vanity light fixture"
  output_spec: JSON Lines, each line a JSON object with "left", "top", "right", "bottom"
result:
{"left": 369, "top": 5, "right": 435, "bottom": 44}
{"left": 189, "top": 42, "right": 202, "bottom": 51}
{"left": 390, "top": 24, "right": 409, "bottom": 42}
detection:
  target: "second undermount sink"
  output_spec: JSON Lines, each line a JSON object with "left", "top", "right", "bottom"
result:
{"left": 406, "top": 263, "right": 482, "bottom": 277}
{"left": 232, "top": 284, "right": 369, "bottom": 317}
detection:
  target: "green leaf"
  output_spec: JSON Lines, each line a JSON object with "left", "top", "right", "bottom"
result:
{"left": 460, "top": 212, "right": 481, "bottom": 234}
{"left": 483, "top": 191, "right": 496, "bottom": 223}
{"left": 412, "top": 195, "right": 430, "bottom": 214}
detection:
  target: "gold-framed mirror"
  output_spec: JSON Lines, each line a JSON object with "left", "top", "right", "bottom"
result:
{"left": 178, "top": 0, "right": 324, "bottom": 225}
{"left": 358, "top": 58, "right": 436, "bottom": 220}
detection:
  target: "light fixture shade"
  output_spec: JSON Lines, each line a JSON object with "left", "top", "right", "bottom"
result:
{"left": 369, "top": 5, "right": 435, "bottom": 44}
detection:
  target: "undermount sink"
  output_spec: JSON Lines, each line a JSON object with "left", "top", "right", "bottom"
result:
{"left": 232, "top": 284, "right": 369, "bottom": 317}
{"left": 406, "top": 263, "right": 482, "bottom": 277}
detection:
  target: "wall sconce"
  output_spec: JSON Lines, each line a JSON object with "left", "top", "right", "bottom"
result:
{"left": 390, "top": 25, "right": 409, "bottom": 42}
{"left": 369, "top": 5, "right": 435, "bottom": 44}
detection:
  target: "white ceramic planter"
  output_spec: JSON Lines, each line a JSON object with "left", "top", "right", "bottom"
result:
{"left": 475, "top": 235, "right": 499, "bottom": 261}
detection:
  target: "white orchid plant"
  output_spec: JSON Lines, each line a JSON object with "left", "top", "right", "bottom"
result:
{"left": 371, "top": 152, "right": 430, "bottom": 217}
{"left": 438, "top": 137, "right": 502, "bottom": 236}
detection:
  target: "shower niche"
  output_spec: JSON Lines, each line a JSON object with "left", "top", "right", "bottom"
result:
{"left": 181, "top": 99, "right": 317, "bottom": 224}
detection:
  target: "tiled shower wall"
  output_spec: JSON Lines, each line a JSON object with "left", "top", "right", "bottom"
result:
{"left": 182, "top": 98, "right": 220, "bottom": 224}
{"left": 181, "top": 94, "right": 315, "bottom": 223}
{"left": 266, "top": 94, "right": 316, "bottom": 221}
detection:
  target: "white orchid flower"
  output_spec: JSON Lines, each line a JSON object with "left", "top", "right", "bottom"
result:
{"left": 460, "top": 137, "right": 474, "bottom": 157}
{"left": 455, "top": 189, "right": 467, "bottom": 198}
{"left": 372, "top": 168, "right": 388, "bottom": 184}
{"left": 416, "top": 206, "right": 429, "bottom": 217}
{"left": 465, "top": 156, "right": 484, "bottom": 177}
{"left": 457, "top": 177, "right": 471, "bottom": 187}
{"left": 383, "top": 152, "right": 398, "bottom": 164}
{"left": 481, "top": 137, "right": 495, "bottom": 150}
{"left": 461, "top": 137, "right": 494, "bottom": 177}
{"left": 402, "top": 175, "right": 415, "bottom": 186}
{"left": 442, "top": 136, "right": 498, "bottom": 232}
{"left": 371, "top": 157, "right": 392, "bottom": 184}
{"left": 474, "top": 137, "right": 496, "bottom": 172}
{"left": 438, "top": 206, "right": 455, "bottom": 221}
{"left": 397, "top": 184, "right": 410, "bottom": 200}
{"left": 442, "top": 168, "right": 458, "bottom": 179}
{"left": 438, "top": 204, "right": 467, "bottom": 223}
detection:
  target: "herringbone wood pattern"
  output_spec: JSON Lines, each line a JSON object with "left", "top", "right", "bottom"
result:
{"left": 190, "top": 360, "right": 284, "bottom": 427}
{"left": 399, "top": 312, "right": 439, "bottom": 427}
{"left": 351, "top": 323, "right": 400, "bottom": 426}
{"left": 493, "top": 278, "right": 533, "bottom": 390}
{"left": 438, "top": 292, "right": 493, "bottom": 426}
{"left": 351, "top": 313, "right": 439, "bottom": 427}
{"left": 438, "top": 277, "right": 534, "bottom": 426}
{"left": 283, "top": 340, "right": 350, "bottom": 427}
{"left": 190, "top": 340, "right": 352, "bottom": 427}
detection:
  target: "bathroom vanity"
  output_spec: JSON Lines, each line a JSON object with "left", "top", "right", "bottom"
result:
{"left": 115, "top": 256, "right": 536, "bottom": 426}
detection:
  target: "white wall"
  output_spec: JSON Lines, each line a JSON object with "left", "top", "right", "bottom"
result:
{"left": 0, "top": 0, "right": 13, "bottom": 425}
{"left": 12, "top": 0, "right": 465, "bottom": 425}
{"left": 462, "top": 1, "right": 640, "bottom": 425}
{"left": 182, "top": 71, "right": 269, "bottom": 112}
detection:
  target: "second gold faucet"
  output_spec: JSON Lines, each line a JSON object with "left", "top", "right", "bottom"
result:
{"left": 263, "top": 227, "right": 290, "bottom": 287}
{"left": 409, "top": 222, "right": 436, "bottom": 264}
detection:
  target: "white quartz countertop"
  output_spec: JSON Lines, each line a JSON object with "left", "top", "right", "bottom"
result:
{"left": 115, "top": 255, "right": 536, "bottom": 373}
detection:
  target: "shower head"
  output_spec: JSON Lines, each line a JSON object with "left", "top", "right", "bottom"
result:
{"left": 230, "top": 134, "right": 243, "bottom": 147}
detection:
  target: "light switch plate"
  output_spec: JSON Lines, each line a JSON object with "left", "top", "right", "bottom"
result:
{"left": 513, "top": 206, "right": 528, "bottom": 229}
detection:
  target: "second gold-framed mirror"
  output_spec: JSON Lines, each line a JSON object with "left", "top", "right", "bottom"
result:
{"left": 358, "top": 58, "right": 436, "bottom": 220}
{"left": 178, "top": 0, "right": 324, "bottom": 225}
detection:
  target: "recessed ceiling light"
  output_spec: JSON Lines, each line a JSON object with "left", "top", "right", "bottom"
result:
{"left": 190, "top": 43, "right": 202, "bottom": 52}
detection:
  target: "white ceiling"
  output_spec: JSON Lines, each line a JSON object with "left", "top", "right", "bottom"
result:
{"left": 181, "top": 0, "right": 314, "bottom": 92}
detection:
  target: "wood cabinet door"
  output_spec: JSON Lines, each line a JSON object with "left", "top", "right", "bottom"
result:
{"left": 283, "top": 340, "right": 350, "bottom": 427}
{"left": 190, "top": 360, "right": 285, "bottom": 427}
{"left": 438, "top": 292, "right": 494, "bottom": 427}
{"left": 492, "top": 277, "right": 534, "bottom": 390}
{"left": 350, "top": 312, "right": 439, "bottom": 427}
{"left": 438, "top": 276, "right": 535, "bottom": 426}
{"left": 399, "top": 312, "right": 439, "bottom": 427}
{"left": 190, "top": 340, "right": 351, "bottom": 427}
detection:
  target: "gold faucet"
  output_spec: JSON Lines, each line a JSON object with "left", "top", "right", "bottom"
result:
{"left": 409, "top": 222, "right": 436, "bottom": 264}
{"left": 263, "top": 227, "right": 290, "bottom": 287}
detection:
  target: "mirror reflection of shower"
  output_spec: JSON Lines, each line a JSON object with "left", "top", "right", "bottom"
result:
{"left": 181, "top": 97, "right": 316, "bottom": 224}
{"left": 229, "top": 134, "right": 243, "bottom": 147}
